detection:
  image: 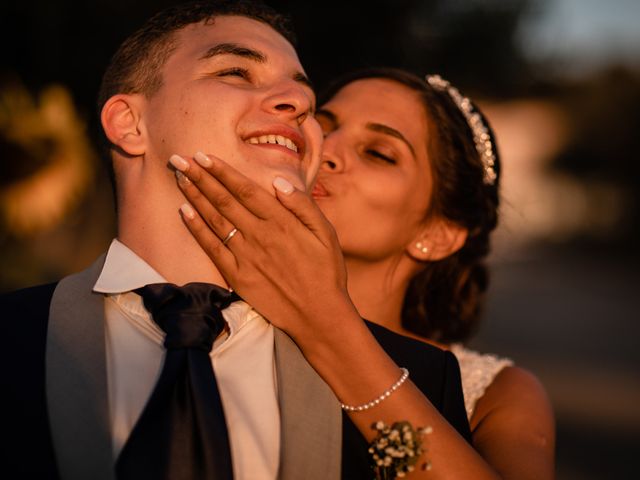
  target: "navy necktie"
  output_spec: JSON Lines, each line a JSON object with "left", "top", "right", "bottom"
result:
{"left": 116, "top": 283, "right": 240, "bottom": 480}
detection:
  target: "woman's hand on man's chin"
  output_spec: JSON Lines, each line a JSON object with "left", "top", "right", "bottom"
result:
{"left": 168, "top": 151, "right": 358, "bottom": 343}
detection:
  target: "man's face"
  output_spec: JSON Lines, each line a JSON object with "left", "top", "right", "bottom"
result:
{"left": 142, "top": 16, "right": 322, "bottom": 192}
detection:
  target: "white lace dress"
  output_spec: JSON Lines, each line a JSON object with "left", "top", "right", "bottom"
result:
{"left": 449, "top": 344, "right": 513, "bottom": 420}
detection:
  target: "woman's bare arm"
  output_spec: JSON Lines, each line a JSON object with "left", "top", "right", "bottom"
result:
{"left": 470, "top": 366, "right": 555, "bottom": 480}
{"left": 170, "top": 152, "right": 554, "bottom": 479}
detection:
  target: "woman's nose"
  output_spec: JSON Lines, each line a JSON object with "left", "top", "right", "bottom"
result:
{"left": 320, "top": 133, "right": 345, "bottom": 173}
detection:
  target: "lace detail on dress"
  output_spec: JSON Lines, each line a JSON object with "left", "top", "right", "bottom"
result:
{"left": 449, "top": 344, "right": 513, "bottom": 419}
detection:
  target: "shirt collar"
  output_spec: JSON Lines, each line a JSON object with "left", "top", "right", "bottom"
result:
{"left": 93, "top": 239, "right": 167, "bottom": 294}
{"left": 93, "top": 239, "right": 262, "bottom": 337}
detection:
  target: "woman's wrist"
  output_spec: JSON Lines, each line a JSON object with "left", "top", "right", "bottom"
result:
{"left": 283, "top": 287, "right": 359, "bottom": 346}
{"left": 292, "top": 301, "right": 404, "bottom": 409}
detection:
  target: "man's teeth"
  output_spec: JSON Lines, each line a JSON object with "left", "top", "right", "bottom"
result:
{"left": 247, "top": 135, "right": 298, "bottom": 153}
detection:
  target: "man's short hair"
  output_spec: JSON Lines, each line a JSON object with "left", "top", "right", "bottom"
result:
{"left": 96, "top": 0, "right": 295, "bottom": 193}
{"left": 97, "top": 0, "right": 295, "bottom": 115}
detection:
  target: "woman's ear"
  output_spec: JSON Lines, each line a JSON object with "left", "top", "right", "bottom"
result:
{"left": 101, "top": 94, "right": 147, "bottom": 156}
{"left": 407, "top": 217, "right": 468, "bottom": 262}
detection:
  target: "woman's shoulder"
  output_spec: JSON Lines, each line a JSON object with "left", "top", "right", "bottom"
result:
{"left": 462, "top": 350, "right": 554, "bottom": 444}
{"left": 450, "top": 344, "right": 554, "bottom": 442}
{"left": 475, "top": 364, "right": 552, "bottom": 425}
{"left": 449, "top": 344, "right": 514, "bottom": 419}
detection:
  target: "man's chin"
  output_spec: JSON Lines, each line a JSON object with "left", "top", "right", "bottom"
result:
{"left": 268, "top": 175, "right": 306, "bottom": 195}
{"left": 265, "top": 168, "right": 306, "bottom": 194}
{"left": 235, "top": 162, "right": 307, "bottom": 196}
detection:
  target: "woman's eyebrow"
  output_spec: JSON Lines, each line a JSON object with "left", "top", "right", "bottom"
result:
{"left": 315, "top": 108, "right": 337, "bottom": 123}
{"left": 366, "top": 122, "right": 416, "bottom": 158}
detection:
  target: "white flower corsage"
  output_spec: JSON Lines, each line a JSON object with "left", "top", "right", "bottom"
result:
{"left": 368, "top": 420, "right": 433, "bottom": 479}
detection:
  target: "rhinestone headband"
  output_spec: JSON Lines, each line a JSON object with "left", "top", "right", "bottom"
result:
{"left": 426, "top": 74, "right": 497, "bottom": 185}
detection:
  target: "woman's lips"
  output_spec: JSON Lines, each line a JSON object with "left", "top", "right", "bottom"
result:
{"left": 311, "top": 180, "right": 329, "bottom": 198}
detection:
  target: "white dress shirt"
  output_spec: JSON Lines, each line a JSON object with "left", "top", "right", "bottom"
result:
{"left": 93, "top": 239, "right": 280, "bottom": 479}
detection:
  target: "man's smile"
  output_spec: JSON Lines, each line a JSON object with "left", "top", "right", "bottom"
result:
{"left": 243, "top": 125, "right": 305, "bottom": 159}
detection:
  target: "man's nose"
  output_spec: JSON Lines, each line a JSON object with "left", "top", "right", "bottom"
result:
{"left": 263, "top": 81, "right": 313, "bottom": 125}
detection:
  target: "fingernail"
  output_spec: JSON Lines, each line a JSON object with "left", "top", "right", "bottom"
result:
{"left": 194, "top": 151, "right": 213, "bottom": 168}
{"left": 273, "top": 176, "right": 294, "bottom": 195}
{"left": 180, "top": 203, "right": 196, "bottom": 220}
{"left": 169, "top": 154, "right": 189, "bottom": 172}
{"left": 175, "top": 170, "right": 191, "bottom": 186}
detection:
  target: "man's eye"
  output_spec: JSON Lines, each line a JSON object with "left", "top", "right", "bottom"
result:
{"left": 217, "top": 68, "right": 250, "bottom": 80}
{"left": 366, "top": 149, "right": 396, "bottom": 164}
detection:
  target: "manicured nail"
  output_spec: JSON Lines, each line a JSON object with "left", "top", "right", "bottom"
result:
{"left": 273, "top": 176, "right": 294, "bottom": 195}
{"left": 169, "top": 154, "right": 189, "bottom": 172}
{"left": 175, "top": 170, "right": 191, "bottom": 186}
{"left": 180, "top": 203, "right": 196, "bottom": 220}
{"left": 194, "top": 151, "right": 213, "bottom": 168}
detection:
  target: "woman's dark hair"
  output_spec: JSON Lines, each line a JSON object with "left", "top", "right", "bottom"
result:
{"left": 320, "top": 68, "right": 501, "bottom": 343}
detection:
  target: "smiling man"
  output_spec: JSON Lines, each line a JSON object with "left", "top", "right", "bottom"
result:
{"left": 2, "top": 2, "right": 330, "bottom": 479}
{"left": 99, "top": 5, "right": 322, "bottom": 289}
{"left": 95, "top": 5, "right": 323, "bottom": 480}
{"left": 1, "top": 2, "right": 472, "bottom": 480}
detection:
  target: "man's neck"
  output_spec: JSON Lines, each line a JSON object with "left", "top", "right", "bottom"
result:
{"left": 116, "top": 179, "right": 228, "bottom": 288}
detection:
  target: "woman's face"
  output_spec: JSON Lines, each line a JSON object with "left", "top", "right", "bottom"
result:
{"left": 313, "top": 78, "right": 435, "bottom": 261}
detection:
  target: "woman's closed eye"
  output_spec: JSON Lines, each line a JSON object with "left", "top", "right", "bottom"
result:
{"left": 315, "top": 113, "right": 335, "bottom": 138}
{"left": 365, "top": 148, "right": 397, "bottom": 164}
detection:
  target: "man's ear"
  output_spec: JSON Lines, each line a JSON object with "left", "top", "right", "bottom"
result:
{"left": 101, "top": 94, "right": 147, "bottom": 156}
{"left": 407, "top": 217, "right": 468, "bottom": 262}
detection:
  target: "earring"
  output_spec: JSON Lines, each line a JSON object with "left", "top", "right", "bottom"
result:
{"left": 415, "top": 241, "right": 429, "bottom": 254}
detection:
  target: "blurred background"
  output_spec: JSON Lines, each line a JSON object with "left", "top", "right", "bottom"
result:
{"left": 1, "top": 0, "right": 638, "bottom": 477}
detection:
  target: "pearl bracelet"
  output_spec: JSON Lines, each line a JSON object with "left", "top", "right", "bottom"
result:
{"left": 340, "top": 368, "right": 410, "bottom": 412}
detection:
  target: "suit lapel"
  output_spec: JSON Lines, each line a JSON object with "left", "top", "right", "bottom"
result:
{"left": 47, "top": 254, "right": 115, "bottom": 480}
{"left": 47, "top": 257, "right": 343, "bottom": 480}
{"left": 274, "top": 328, "right": 342, "bottom": 480}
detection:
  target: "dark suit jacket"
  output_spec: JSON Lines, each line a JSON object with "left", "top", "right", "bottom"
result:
{"left": 1, "top": 261, "right": 470, "bottom": 479}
